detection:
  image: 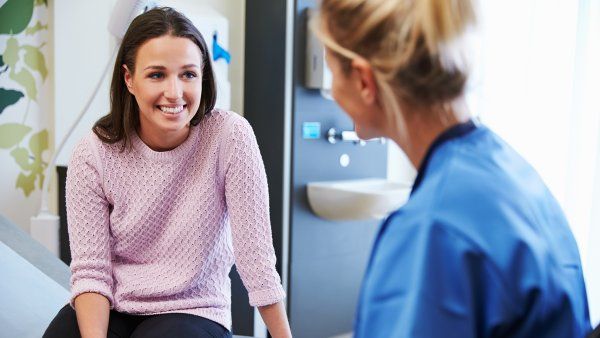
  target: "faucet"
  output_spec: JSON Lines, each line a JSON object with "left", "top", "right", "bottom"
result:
{"left": 327, "top": 127, "right": 386, "bottom": 146}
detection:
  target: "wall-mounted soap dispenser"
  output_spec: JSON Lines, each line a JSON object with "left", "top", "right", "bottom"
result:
{"left": 304, "top": 9, "right": 333, "bottom": 99}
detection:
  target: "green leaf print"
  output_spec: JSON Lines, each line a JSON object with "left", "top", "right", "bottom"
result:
{"left": 28, "top": 128, "right": 47, "bottom": 159}
{"left": 3, "top": 37, "right": 19, "bottom": 68}
{"left": 0, "top": 123, "right": 31, "bottom": 149}
{"left": 22, "top": 45, "right": 47, "bottom": 80}
{"left": 4, "top": 128, "right": 50, "bottom": 196}
{"left": 0, "top": 0, "right": 35, "bottom": 35}
{"left": 10, "top": 147, "right": 33, "bottom": 171}
{"left": 16, "top": 172, "right": 36, "bottom": 197}
{"left": 0, "top": 88, "right": 24, "bottom": 115}
{"left": 10, "top": 67, "right": 37, "bottom": 100}
{"left": 28, "top": 129, "right": 48, "bottom": 190}
{"left": 36, "top": 164, "right": 45, "bottom": 189}
{"left": 0, "top": 54, "right": 4, "bottom": 67}
{"left": 25, "top": 21, "right": 48, "bottom": 35}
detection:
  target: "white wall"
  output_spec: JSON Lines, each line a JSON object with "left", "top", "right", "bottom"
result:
{"left": 386, "top": 141, "right": 416, "bottom": 184}
{"left": 53, "top": 0, "right": 116, "bottom": 166}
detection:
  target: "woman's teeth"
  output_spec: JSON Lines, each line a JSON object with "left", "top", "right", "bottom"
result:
{"left": 159, "top": 105, "right": 185, "bottom": 114}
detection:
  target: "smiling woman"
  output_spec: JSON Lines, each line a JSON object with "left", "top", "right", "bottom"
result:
{"left": 42, "top": 7, "right": 292, "bottom": 338}
{"left": 92, "top": 6, "right": 216, "bottom": 152}
{"left": 123, "top": 35, "right": 204, "bottom": 151}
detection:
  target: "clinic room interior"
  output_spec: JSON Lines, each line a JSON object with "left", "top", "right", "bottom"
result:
{"left": 1, "top": 0, "right": 600, "bottom": 338}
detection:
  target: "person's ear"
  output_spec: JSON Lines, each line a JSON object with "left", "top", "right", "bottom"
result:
{"left": 123, "top": 65, "right": 134, "bottom": 95}
{"left": 351, "top": 57, "right": 377, "bottom": 106}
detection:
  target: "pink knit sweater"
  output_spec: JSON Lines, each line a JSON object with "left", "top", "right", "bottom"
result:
{"left": 66, "top": 109, "right": 285, "bottom": 329}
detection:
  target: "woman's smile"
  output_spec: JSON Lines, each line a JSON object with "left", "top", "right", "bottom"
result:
{"left": 157, "top": 104, "right": 187, "bottom": 114}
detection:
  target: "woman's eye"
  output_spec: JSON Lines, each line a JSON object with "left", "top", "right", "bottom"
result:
{"left": 148, "top": 72, "right": 163, "bottom": 79}
{"left": 182, "top": 71, "right": 197, "bottom": 79}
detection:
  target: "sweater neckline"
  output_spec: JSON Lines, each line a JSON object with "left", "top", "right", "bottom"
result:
{"left": 131, "top": 125, "right": 200, "bottom": 161}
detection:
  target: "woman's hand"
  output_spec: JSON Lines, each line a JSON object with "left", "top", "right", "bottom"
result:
{"left": 258, "top": 301, "right": 292, "bottom": 338}
{"left": 73, "top": 292, "right": 110, "bottom": 338}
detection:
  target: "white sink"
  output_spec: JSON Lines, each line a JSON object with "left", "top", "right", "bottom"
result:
{"left": 306, "top": 178, "right": 412, "bottom": 221}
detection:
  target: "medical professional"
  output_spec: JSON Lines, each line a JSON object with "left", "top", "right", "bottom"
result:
{"left": 43, "top": 7, "right": 291, "bottom": 338}
{"left": 316, "top": 0, "right": 591, "bottom": 337}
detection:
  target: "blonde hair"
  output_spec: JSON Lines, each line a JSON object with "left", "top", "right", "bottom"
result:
{"left": 316, "top": 0, "right": 477, "bottom": 118}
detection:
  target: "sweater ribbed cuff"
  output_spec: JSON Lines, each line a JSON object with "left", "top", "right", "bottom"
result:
{"left": 70, "top": 278, "right": 114, "bottom": 309}
{"left": 248, "top": 284, "right": 286, "bottom": 307}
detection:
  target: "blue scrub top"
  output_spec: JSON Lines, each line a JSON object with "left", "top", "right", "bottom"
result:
{"left": 354, "top": 121, "right": 591, "bottom": 338}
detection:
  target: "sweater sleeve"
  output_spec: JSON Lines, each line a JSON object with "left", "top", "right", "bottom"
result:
{"left": 223, "top": 116, "right": 286, "bottom": 307}
{"left": 66, "top": 135, "right": 114, "bottom": 308}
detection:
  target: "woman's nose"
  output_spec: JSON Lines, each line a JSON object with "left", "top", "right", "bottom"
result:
{"left": 163, "top": 77, "right": 183, "bottom": 99}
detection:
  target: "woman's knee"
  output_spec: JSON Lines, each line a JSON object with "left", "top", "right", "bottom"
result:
{"left": 42, "top": 304, "right": 81, "bottom": 338}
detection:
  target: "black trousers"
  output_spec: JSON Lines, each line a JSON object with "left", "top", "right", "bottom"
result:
{"left": 43, "top": 304, "right": 232, "bottom": 338}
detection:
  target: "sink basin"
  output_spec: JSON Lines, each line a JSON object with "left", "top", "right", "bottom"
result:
{"left": 306, "top": 178, "right": 412, "bottom": 221}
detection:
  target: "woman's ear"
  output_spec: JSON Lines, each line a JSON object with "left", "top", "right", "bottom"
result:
{"left": 123, "top": 65, "right": 134, "bottom": 95}
{"left": 351, "top": 57, "right": 377, "bottom": 106}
